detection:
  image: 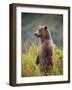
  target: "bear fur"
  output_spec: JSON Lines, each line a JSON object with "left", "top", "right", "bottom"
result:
{"left": 34, "top": 25, "right": 56, "bottom": 75}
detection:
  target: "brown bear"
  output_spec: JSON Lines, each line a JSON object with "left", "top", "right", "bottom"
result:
{"left": 34, "top": 25, "right": 56, "bottom": 75}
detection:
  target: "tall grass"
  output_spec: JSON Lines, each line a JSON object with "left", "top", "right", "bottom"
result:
{"left": 21, "top": 43, "right": 63, "bottom": 77}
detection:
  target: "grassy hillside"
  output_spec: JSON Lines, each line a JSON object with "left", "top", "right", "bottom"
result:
{"left": 21, "top": 43, "right": 63, "bottom": 77}
{"left": 21, "top": 13, "right": 63, "bottom": 77}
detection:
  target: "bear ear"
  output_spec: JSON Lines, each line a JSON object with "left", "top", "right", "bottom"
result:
{"left": 44, "top": 26, "right": 47, "bottom": 30}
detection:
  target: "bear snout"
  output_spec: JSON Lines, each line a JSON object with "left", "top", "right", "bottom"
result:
{"left": 34, "top": 31, "right": 40, "bottom": 37}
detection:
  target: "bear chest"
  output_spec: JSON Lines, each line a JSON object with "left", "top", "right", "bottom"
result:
{"left": 38, "top": 43, "right": 53, "bottom": 59}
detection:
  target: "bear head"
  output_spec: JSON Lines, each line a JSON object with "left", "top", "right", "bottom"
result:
{"left": 34, "top": 25, "right": 51, "bottom": 40}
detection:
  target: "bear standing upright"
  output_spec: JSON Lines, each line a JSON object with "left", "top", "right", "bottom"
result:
{"left": 34, "top": 25, "right": 56, "bottom": 75}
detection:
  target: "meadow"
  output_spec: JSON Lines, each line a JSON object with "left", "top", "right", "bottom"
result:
{"left": 21, "top": 13, "right": 63, "bottom": 77}
{"left": 21, "top": 43, "right": 63, "bottom": 77}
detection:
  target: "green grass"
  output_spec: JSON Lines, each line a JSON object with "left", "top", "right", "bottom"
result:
{"left": 21, "top": 43, "right": 63, "bottom": 77}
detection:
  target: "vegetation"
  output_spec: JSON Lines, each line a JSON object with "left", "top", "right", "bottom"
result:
{"left": 21, "top": 13, "right": 63, "bottom": 77}
{"left": 21, "top": 43, "right": 63, "bottom": 77}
